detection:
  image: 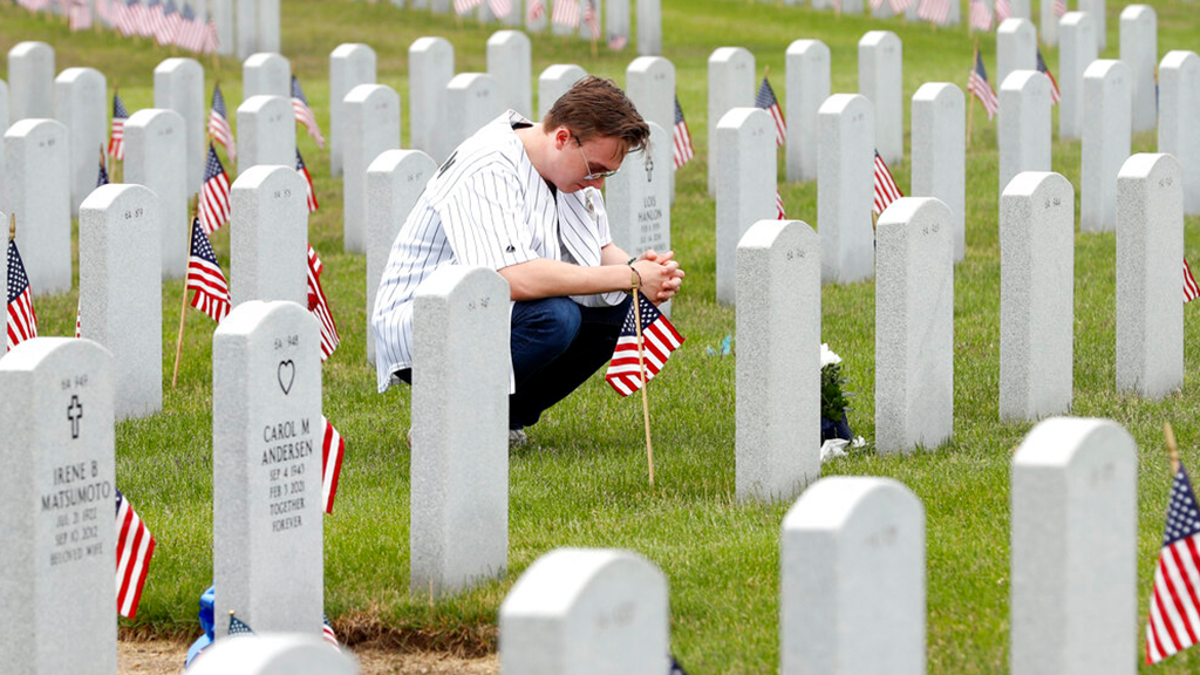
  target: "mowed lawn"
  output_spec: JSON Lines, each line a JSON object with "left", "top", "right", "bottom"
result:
{"left": 3, "top": 0, "right": 1200, "bottom": 671}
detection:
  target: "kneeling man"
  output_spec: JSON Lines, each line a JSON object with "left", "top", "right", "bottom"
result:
{"left": 372, "top": 76, "right": 685, "bottom": 442}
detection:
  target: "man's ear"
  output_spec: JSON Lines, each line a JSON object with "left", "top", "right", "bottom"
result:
{"left": 552, "top": 126, "right": 571, "bottom": 149}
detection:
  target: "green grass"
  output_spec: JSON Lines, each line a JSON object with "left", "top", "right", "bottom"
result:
{"left": 4, "top": 0, "right": 1200, "bottom": 671}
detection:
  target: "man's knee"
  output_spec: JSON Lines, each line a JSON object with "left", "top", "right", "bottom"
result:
{"left": 512, "top": 297, "right": 582, "bottom": 357}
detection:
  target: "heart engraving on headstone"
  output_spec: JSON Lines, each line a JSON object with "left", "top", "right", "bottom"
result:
{"left": 277, "top": 360, "right": 295, "bottom": 395}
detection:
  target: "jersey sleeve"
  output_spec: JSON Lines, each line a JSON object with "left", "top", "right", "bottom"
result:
{"left": 436, "top": 164, "right": 539, "bottom": 270}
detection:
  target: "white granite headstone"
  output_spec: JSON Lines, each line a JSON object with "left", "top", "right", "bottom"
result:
{"left": 242, "top": 52, "right": 291, "bottom": 100}
{"left": 125, "top": 108, "right": 188, "bottom": 278}
{"left": 499, "top": 548, "right": 669, "bottom": 675}
{"left": 1058, "top": 12, "right": 1098, "bottom": 140}
{"left": 230, "top": 166, "right": 309, "bottom": 308}
{"left": 1011, "top": 418, "right": 1137, "bottom": 675}
{"left": 1040, "top": 0, "right": 1060, "bottom": 45}
{"left": 79, "top": 184, "right": 163, "bottom": 420}
{"left": 154, "top": 58, "right": 207, "bottom": 196}
{"left": 237, "top": 95, "right": 296, "bottom": 174}
{"left": 444, "top": 73, "right": 504, "bottom": 161}
{"left": 4, "top": 118, "right": 72, "bottom": 295}
{"left": 996, "top": 19, "right": 1037, "bottom": 89}
{"left": 637, "top": 0, "right": 661, "bottom": 55}
{"left": 785, "top": 40, "right": 830, "bottom": 183}
{"left": 911, "top": 83, "right": 965, "bottom": 262}
{"left": 606, "top": 121, "right": 671, "bottom": 317}
{"left": 0, "top": 338, "right": 117, "bottom": 675}
{"left": 1119, "top": 5, "right": 1157, "bottom": 134}
{"left": 7, "top": 42, "right": 55, "bottom": 121}
{"left": 329, "top": 43, "right": 378, "bottom": 179}
{"left": 1158, "top": 51, "right": 1200, "bottom": 216}
{"left": 537, "top": 64, "right": 587, "bottom": 120}
{"left": 736, "top": 219, "right": 820, "bottom": 503}
{"left": 998, "top": 70, "right": 1051, "bottom": 195}
{"left": 1116, "top": 153, "right": 1183, "bottom": 398}
{"left": 213, "top": 300, "right": 323, "bottom": 637}
{"left": 187, "top": 635, "right": 361, "bottom": 675}
{"left": 411, "top": 266, "right": 509, "bottom": 598}
{"left": 875, "top": 198, "right": 954, "bottom": 454}
{"left": 1080, "top": 60, "right": 1131, "bottom": 233}
{"left": 817, "top": 94, "right": 874, "bottom": 284}
{"left": 606, "top": 0, "right": 630, "bottom": 48}
{"left": 366, "top": 149, "right": 437, "bottom": 364}
{"left": 707, "top": 47, "right": 755, "bottom": 196}
{"left": 213, "top": 0, "right": 234, "bottom": 56}
{"left": 409, "top": 37, "right": 455, "bottom": 161}
{"left": 781, "top": 477, "right": 925, "bottom": 675}
{"left": 236, "top": 0, "right": 256, "bottom": 59}
{"left": 343, "top": 84, "right": 400, "bottom": 256}
{"left": 716, "top": 107, "right": 775, "bottom": 306}
{"left": 257, "top": 0, "right": 280, "bottom": 54}
{"left": 999, "top": 172, "right": 1074, "bottom": 421}
{"left": 54, "top": 67, "right": 107, "bottom": 217}
{"left": 858, "top": 31, "right": 902, "bottom": 166}
{"left": 1079, "top": 0, "right": 1106, "bottom": 50}
{"left": 487, "top": 31, "right": 532, "bottom": 119}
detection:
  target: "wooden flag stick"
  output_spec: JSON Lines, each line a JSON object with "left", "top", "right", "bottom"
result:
{"left": 1165, "top": 421, "right": 1181, "bottom": 476}
{"left": 10, "top": 213, "right": 16, "bottom": 241}
{"left": 631, "top": 288, "right": 655, "bottom": 485}
{"left": 171, "top": 200, "right": 198, "bottom": 388}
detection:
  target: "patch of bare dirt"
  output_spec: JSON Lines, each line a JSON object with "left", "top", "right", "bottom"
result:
{"left": 117, "top": 638, "right": 499, "bottom": 674}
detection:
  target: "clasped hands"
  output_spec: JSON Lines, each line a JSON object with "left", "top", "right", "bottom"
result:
{"left": 630, "top": 250, "right": 685, "bottom": 305}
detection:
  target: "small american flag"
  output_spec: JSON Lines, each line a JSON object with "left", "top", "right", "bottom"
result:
{"left": 552, "top": 0, "right": 579, "bottom": 28}
{"left": 969, "top": 0, "right": 992, "bottom": 30}
{"left": 200, "top": 144, "right": 232, "bottom": 234}
{"left": 582, "top": 0, "right": 600, "bottom": 39}
{"left": 291, "top": 76, "right": 326, "bottom": 149}
{"left": 1145, "top": 462, "right": 1200, "bottom": 663}
{"left": 176, "top": 4, "right": 206, "bottom": 52}
{"left": 452, "top": 0, "right": 481, "bottom": 15}
{"left": 1036, "top": 49, "right": 1061, "bottom": 105}
{"left": 115, "top": 0, "right": 138, "bottom": 35}
{"left": 109, "top": 92, "right": 129, "bottom": 161}
{"left": 916, "top": 0, "right": 949, "bottom": 25}
{"left": 68, "top": 0, "right": 92, "bottom": 31}
{"left": 187, "top": 217, "right": 231, "bottom": 322}
{"left": 201, "top": 18, "right": 220, "bottom": 53}
{"left": 1054, "top": 0, "right": 1066, "bottom": 16}
{"left": 208, "top": 84, "right": 236, "bottom": 160}
{"left": 994, "top": 0, "right": 1011, "bottom": 22}
{"left": 75, "top": 303, "right": 82, "bottom": 339}
{"left": 756, "top": 76, "right": 787, "bottom": 147}
{"left": 115, "top": 488, "right": 156, "bottom": 619}
{"left": 158, "top": 0, "right": 181, "bottom": 46}
{"left": 872, "top": 150, "right": 903, "bottom": 216}
{"left": 967, "top": 50, "right": 1000, "bottom": 120}
{"left": 672, "top": 95, "right": 695, "bottom": 169}
{"left": 6, "top": 239, "right": 38, "bottom": 352}
{"left": 776, "top": 191, "right": 787, "bottom": 220}
{"left": 308, "top": 245, "right": 341, "bottom": 360}
{"left": 136, "top": 0, "right": 158, "bottom": 38}
{"left": 321, "top": 415, "right": 344, "bottom": 513}
{"left": 228, "top": 612, "right": 254, "bottom": 635}
{"left": 487, "top": 0, "right": 511, "bottom": 17}
{"left": 527, "top": 0, "right": 545, "bottom": 19}
{"left": 323, "top": 614, "right": 340, "bottom": 650}
{"left": 1185, "top": 258, "right": 1199, "bottom": 303}
{"left": 97, "top": 154, "right": 110, "bottom": 187}
{"left": 888, "top": 0, "right": 912, "bottom": 12}
{"left": 608, "top": 34, "right": 628, "bottom": 50}
{"left": 147, "top": 0, "right": 169, "bottom": 42}
{"left": 297, "top": 149, "right": 319, "bottom": 213}
{"left": 605, "top": 292, "right": 684, "bottom": 397}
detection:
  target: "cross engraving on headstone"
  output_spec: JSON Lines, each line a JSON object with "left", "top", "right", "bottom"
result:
{"left": 645, "top": 154, "right": 654, "bottom": 183}
{"left": 67, "top": 394, "right": 83, "bottom": 439}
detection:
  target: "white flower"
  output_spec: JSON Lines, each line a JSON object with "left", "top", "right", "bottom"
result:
{"left": 820, "top": 343, "right": 842, "bottom": 368}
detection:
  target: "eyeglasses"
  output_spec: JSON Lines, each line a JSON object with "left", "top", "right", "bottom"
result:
{"left": 574, "top": 136, "right": 620, "bottom": 181}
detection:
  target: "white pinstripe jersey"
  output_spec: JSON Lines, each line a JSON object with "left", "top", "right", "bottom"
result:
{"left": 373, "top": 110, "right": 624, "bottom": 392}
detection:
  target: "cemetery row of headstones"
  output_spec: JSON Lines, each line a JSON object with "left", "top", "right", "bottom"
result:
{"left": 501, "top": 414, "right": 1138, "bottom": 673}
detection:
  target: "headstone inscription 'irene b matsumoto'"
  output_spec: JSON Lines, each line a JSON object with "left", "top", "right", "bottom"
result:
{"left": 0, "top": 337, "right": 117, "bottom": 675}
{"left": 736, "top": 219, "right": 820, "bottom": 503}
{"left": 213, "top": 300, "right": 323, "bottom": 638}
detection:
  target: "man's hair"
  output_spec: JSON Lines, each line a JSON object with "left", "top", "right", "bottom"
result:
{"left": 542, "top": 76, "right": 650, "bottom": 155}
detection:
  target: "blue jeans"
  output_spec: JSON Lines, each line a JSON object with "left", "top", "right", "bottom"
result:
{"left": 397, "top": 295, "right": 632, "bottom": 430}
